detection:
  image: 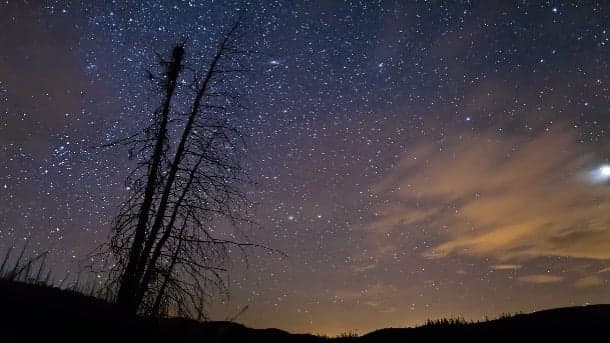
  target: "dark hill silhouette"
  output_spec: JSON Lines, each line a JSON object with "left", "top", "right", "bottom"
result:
{"left": 0, "top": 279, "right": 321, "bottom": 342}
{"left": 360, "top": 304, "right": 610, "bottom": 342}
{"left": 1, "top": 279, "right": 610, "bottom": 342}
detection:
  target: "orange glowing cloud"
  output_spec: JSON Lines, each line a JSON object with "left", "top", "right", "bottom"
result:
{"left": 574, "top": 275, "right": 604, "bottom": 288}
{"left": 518, "top": 274, "right": 564, "bottom": 284}
{"left": 369, "top": 125, "right": 610, "bottom": 261}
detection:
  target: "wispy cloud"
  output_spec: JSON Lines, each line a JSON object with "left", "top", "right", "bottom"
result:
{"left": 598, "top": 267, "right": 610, "bottom": 273}
{"left": 368, "top": 125, "right": 610, "bottom": 261}
{"left": 334, "top": 282, "right": 398, "bottom": 314}
{"left": 518, "top": 274, "right": 564, "bottom": 284}
{"left": 351, "top": 263, "right": 377, "bottom": 273}
{"left": 335, "top": 282, "right": 397, "bottom": 300}
{"left": 491, "top": 264, "right": 522, "bottom": 271}
{"left": 574, "top": 275, "right": 604, "bottom": 288}
{"left": 363, "top": 300, "right": 380, "bottom": 307}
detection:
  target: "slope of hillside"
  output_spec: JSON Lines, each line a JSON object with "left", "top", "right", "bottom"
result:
{"left": 0, "top": 279, "right": 321, "bottom": 342}
{"left": 1, "top": 279, "right": 609, "bottom": 342}
{"left": 361, "top": 304, "right": 610, "bottom": 342}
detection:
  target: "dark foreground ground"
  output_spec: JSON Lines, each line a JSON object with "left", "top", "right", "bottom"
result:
{"left": 1, "top": 279, "right": 610, "bottom": 342}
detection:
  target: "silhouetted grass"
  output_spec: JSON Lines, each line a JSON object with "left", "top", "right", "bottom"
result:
{"left": 0, "top": 242, "right": 51, "bottom": 285}
{"left": 0, "top": 241, "right": 104, "bottom": 298}
{"left": 423, "top": 316, "right": 469, "bottom": 327}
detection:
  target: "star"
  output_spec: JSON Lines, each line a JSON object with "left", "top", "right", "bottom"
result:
{"left": 587, "top": 164, "right": 610, "bottom": 184}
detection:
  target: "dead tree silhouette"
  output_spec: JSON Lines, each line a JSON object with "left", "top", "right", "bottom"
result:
{"left": 97, "top": 20, "right": 269, "bottom": 318}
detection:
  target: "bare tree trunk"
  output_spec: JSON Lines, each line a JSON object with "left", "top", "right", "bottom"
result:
{"left": 103, "top": 19, "right": 269, "bottom": 317}
{"left": 116, "top": 44, "right": 184, "bottom": 313}
{"left": 132, "top": 24, "right": 238, "bottom": 307}
{"left": 151, "top": 211, "right": 190, "bottom": 316}
{"left": 136, "top": 135, "right": 212, "bottom": 306}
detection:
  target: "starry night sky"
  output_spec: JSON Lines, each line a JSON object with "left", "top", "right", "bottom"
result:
{"left": 1, "top": 0, "right": 610, "bottom": 336}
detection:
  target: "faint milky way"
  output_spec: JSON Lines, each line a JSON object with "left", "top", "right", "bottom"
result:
{"left": 1, "top": 1, "right": 610, "bottom": 336}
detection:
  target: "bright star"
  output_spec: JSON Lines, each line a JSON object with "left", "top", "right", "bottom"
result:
{"left": 587, "top": 164, "right": 610, "bottom": 184}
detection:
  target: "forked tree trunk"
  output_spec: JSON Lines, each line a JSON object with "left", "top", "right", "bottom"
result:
{"left": 116, "top": 44, "right": 184, "bottom": 314}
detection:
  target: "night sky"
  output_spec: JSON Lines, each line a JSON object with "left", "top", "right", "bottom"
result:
{"left": 1, "top": 0, "right": 610, "bottom": 336}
